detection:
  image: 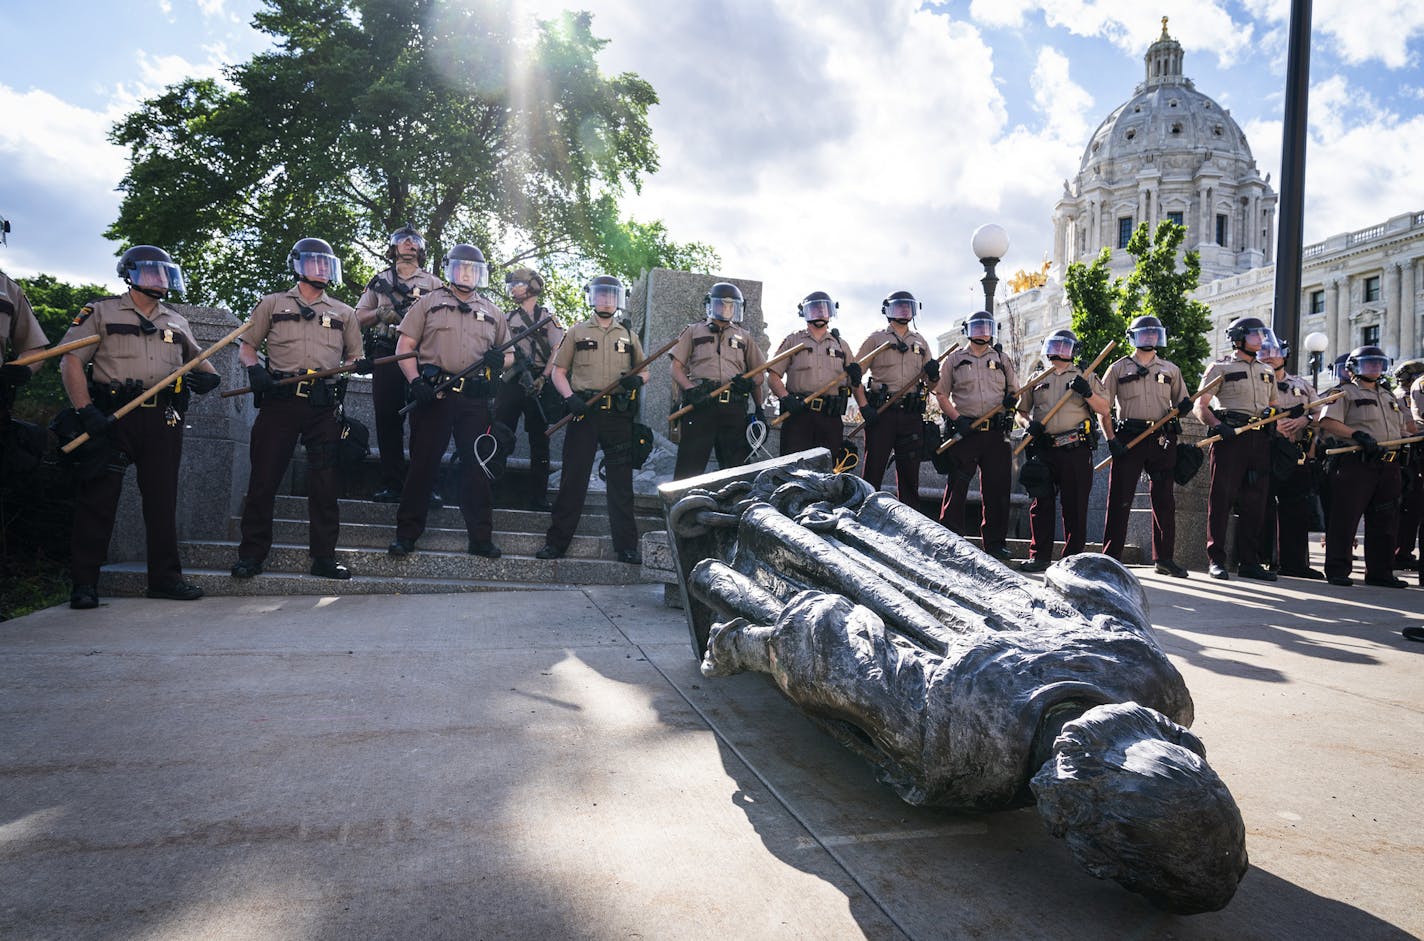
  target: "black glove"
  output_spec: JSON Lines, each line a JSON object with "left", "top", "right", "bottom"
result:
{"left": 1177, "top": 397, "right": 1193, "bottom": 417}
{"left": 844, "top": 362, "right": 863, "bottom": 385}
{"left": 684, "top": 384, "right": 711, "bottom": 409}
{"left": 352, "top": 357, "right": 374, "bottom": 375}
{"left": 1286, "top": 403, "right": 1306, "bottom": 419}
{"left": 729, "top": 374, "right": 754, "bottom": 396}
{"left": 779, "top": 394, "right": 805, "bottom": 415}
{"left": 78, "top": 404, "right": 112, "bottom": 436}
{"left": 1213, "top": 422, "right": 1236, "bottom": 440}
{"left": 1002, "top": 392, "right": 1018, "bottom": 411}
{"left": 187, "top": 371, "right": 221, "bottom": 395}
{"left": 619, "top": 374, "right": 644, "bottom": 391}
{"left": 481, "top": 349, "right": 505, "bottom": 372}
{"left": 564, "top": 394, "right": 588, "bottom": 417}
{"left": 1352, "top": 430, "right": 1381, "bottom": 458}
{"left": 923, "top": 359, "right": 941, "bottom": 383}
{"left": 1026, "top": 420, "right": 1047, "bottom": 439}
{"left": 953, "top": 416, "right": 976, "bottom": 437}
{"left": 247, "top": 364, "right": 277, "bottom": 395}
{"left": 407, "top": 376, "right": 437, "bottom": 405}
{"left": 860, "top": 404, "right": 880, "bottom": 426}
{"left": 1109, "top": 438, "right": 1128, "bottom": 458}
{"left": 1, "top": 363, "right": 31, "bottom": 388}
{"left": 1070, "top": 375, "right": 1092, "bottom": 397}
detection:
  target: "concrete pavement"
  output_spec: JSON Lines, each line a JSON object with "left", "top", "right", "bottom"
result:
{"left": 1, "top": 565, "right": 1421, "bottom": 939}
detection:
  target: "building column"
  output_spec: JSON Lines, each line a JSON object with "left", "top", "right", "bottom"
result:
{"left": 1402, "top": 259, "right": 1418, "bottom": 360}
{"left": 1325, "top": 277, "right": 1342, "bottom": 365}
{"left": 1384, "top": 261, "right": 1403, "bottom": 358}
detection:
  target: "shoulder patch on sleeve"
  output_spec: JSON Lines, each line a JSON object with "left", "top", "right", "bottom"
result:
{"left": 72, "top": 306, "right": 94, "bottom": 326}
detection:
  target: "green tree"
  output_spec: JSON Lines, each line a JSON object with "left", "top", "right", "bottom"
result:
{"left": 1118, "top": 220, "right": 1213, "bottom": 393}
{"left": 107, "top": 0, "right": 717, "bottom": 314}
{"left": 1064, "top": 247, "right": 1125, "bottom": 372}
{"left": 11, "top": 274, "right": 112, "bottom": 423}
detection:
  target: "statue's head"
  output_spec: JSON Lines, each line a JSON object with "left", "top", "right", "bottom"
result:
{"left": 1030, "top": 702, "right": 1248, "bottom": 914}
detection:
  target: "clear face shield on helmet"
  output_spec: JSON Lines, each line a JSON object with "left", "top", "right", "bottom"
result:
{"left": 1042, "top": 334, "right": 1078, "bottom": 362}
{"left": 800, "top": 299, "right": 836, "bottom": 324}
{"left": 964, "top": 315, "right": 996, "bottom": 344}
{"left": 389, "top": 232, "right": 425, "bottom": 257}
{"left": 292, "top": 251, "right": 342, "bottom": 286}
{"left": 885, "top": 299, "right": 917, "bottom": 323}
{"left": 445, "top": 257, "right": 490, "bottom": 290}
{"left": 1129, "top": 324, "right": 1168, "bottom": 349}
{"left": 1238, "top": 324, "right": 1273, "bottom": 350}
{"left": 706, "top": 296, "right": 744, "bottom": 323}
{"left": 126, "top": 259, "right": 187, "bottom": 295}
{"left": 1352, "top": 352, "right": 1392, "bottom": 380}
{"left": 1257, "top": 334, "right": 1285, "bottom": 362}
{"left": 587, "top": 282, "right": 625, "bottom": 315}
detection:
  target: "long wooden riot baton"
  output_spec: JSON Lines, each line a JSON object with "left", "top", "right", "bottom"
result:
{"left": 936, "top": 363, "right": 1055, "bottom": 455}
{"left": 1197, "top": 389, "right": 1346, "bottom": 448}
{"left": 398, "top": 313, "right": 555, "bottom": 417}
{"left": 770, "top": 340, "right": 893, "bottom": 429}
{"left": 1324, "top": 434, "right": 1424, "bottom": 456}
{"left": 1092, "top": 375, "right": 1224, "bottom": 471}
{"left": 61, "top": 319, "right": 255, "bottom": 454}
{"left": 668, "top": 342, "right": 807, "bottom": 425}
{"left": 9, "top": 334, "right": 100, "bottom": 367}
{"left": 846, "top": 343, "right": 961, "bottom": 440}
{"left": 1012, "top": 341, "right": 1117, "bottom": 457}
{"left": 546, "top": 334, "right": 681, "bottom": 436}
{"left": 221, "top": 351, "right": 416, "bottom": 398}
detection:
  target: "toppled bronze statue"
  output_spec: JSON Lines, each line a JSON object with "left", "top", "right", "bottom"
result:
{"left": 662, "top": 456, "right": 1247, "bottom": 914}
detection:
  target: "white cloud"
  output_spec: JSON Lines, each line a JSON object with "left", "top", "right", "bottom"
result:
{"left": 1243, "top": 0, "right": 1424, "bottom": 69}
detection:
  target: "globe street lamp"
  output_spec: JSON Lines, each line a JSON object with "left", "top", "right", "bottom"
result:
{"left": 1303, "top": 331, "right": 1329, "bottom": 391}
{"left": 971, "top": 223, "right": 1010, "bottom": 314}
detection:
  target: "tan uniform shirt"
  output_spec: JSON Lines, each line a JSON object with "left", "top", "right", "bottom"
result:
{"left": 553, "top": 317, "right": 644, "bottom": 392}
{"left": 399, "top": 286, "right": 508, "bottom": 374}
{"left": 1019, "top": 367, "right": 1107, "bottom": 434}
{"left": 1274, "top": 373, "right": 1316, "bottom": 443}
{"left": 242, "top": 287, "right": 360, "bottom": 374}
{"left": 1322, "top": 380, "right": 1407, "bottom": 442}
{"left": 1, "top": 271, "right": 46, "bottom": 357}
{"left": 859, "top": 327, "right": 930, "bottom": 393}
{"left": 355, "top": 267, "right": 443, "bottom": 338}
{"left": 506, "top": 304, "right": 565, "bottom": 371}
{"left": 671, "top": 321, "right": 766, "bottom": 384}
{"left": 770, "top": 329, "right": 853, "bottom": 394}
{"left": 1201, "top": 355, "right": 1278, "bottom": 416}
{"left": 61, "top": 294, "right": 201, "bottom": 386}
{"left": 937, "top": 346, "right": 1019, "bottom": 419}
{"left": 1409, "top": 386, "right": 1424, "bottom": 425}
{"left": 1104, "top": 354, "right": 1186, "bottom": 422}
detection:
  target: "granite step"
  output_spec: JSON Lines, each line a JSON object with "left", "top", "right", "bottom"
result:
{"left": 237, "top": 519, "right": 611, "bottom": 559}
{"left": 274, "top": 495, "right": 664, "bottom": 536}
{"left": 98, "top": 565, "right": 585, "bottom": 597}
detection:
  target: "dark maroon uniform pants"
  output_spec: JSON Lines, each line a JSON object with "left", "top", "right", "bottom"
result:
{"left": 863, "top": 407, "right": 924, "bottom": 504}
{"left": 494, "top": 380, "right": 551, "bottom": 502}
{"left": 1325, "top": 455, "right": 1402, "bottom": 581}
{"left": 1206, "top": 431, "right": 1271, "bottom": 567}
{"left": 675, "top": 398, "right": 751, "bottom": 479}
{"left": 1261, "top": 458, "right": 1317, "bottom": 572}
{"left": 938, "top": 431, "right": 1011, "bottom": 552}
{"left": 1396, "top": 451, "right": 1423, "bottom": 567}
{"left": 780, "top": 407, "right": 844, "bottom": 457}
{"left": 370, "top": 357, "right": 410, "bottom": 491}
{"left": 1027, "top": 443, "right": 1093, "bottom": 561}
{"left": 71, "top": 406, "right": 183, "bottom": 586}
{"left": 545, "top": 406, "right": 638, "bottom": 554}
{"left": 238, "top": 396, "right": 341, "bottom": 560}
{"left": 1102, "top": 430, "right": 1177, "bottom": 562}
{"left": 398, "top": 393, "right": 494, "bottom": 545}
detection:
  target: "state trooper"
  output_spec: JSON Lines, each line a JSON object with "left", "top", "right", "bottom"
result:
{"left": 933, "top": 311, "right": 1018, "bottom": 561}
{"left": 1, "top": 268, "right": 46, "bottom": 422}
{"left": 232, "top": 238, "right": 362, "bottom": 581}
{"left": 537, "top": 275, "right": 647, "bottom": 564}
{"left": 858, "top": 290, "right": 937, "bottom": 506}
{"left": 1258, "top": 335, "right": 1323, "bottom": 579}
{"left": 670, "top": 281, "right": 766, "bottom": 479}
{"left": 59, "top": 246, "right": 220, "bottom": 608}
{"left": 389, "top": 244, "right": 511, "bottom": 558}
{"left": 1392, "top": 358, "right": 1424, "bottom": 575}
{"left": 494, "top": 267, "right": 564, "bottom": 510}
{"left": 353, "top": 225, "right": 443, "bottom": 503}
{"left": 1100, "top": 316, "right": 1191, "bottom": 577}
{"left": 1016, "top": 329, "right": 1110, "bottom": 572}
{"left": 765, "top": 291, "right": 856, "bottom": 458}
{"left": 1318, "top": 345, "right": 1417, "bottom": 587}
{"left": 1194, "top": 316, "right": 1282, "bottom": 581}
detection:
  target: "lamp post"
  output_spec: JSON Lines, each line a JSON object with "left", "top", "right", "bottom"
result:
{"left": 971, "top": 223, "right": 1010, "bottom": 314}
{"left": 1304, "top": 330, "right": 1328, "bottom": 391}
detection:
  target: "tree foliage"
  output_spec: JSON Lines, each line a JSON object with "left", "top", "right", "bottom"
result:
{"left": 1064, "top": 247, "right": 1124, "bottom": 373}
{"left": 107, "top": 0, "right": 718, "bottom": 314}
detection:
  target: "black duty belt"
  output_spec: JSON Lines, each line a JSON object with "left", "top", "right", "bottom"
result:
{"left": 576, "top": 388, "right": 637, "bottom": 412}
{"left": 1217, "top": 410, "right": 1254, "bottom": 427}
{"left": 89, "top": 381, "right": 182, "bottom": 412}
{"left": 806, "top": 393, "right": 848, "bottom": 415}
{"left": 434, "top": 369, "right": 493, "bottom": 398}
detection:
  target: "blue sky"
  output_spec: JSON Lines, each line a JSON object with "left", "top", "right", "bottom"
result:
{"left": 2, "top": 0, "right": 1421, "bottom": 342}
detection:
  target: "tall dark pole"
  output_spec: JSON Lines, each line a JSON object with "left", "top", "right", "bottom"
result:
{"left": 1273, "top": 0, "right": 1313, "bottom": 372}
{"left": 980, "top": 259, "right": 1000, "bottom": 315}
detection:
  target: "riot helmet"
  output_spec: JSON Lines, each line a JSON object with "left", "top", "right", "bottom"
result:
{"left": 1258, "top": 332, "right": 1288, "bottom": 363}
{"left": 1042, "top": 329, "right": 1079, "bottom": 363}
{"left": 585, "top": 274, "right": 626, "bottom": 316}
{"left": 385, "top": 225, "right": 427, "bottom": 266}
{"left": 1225, "top": 316, "right": 1272, "bottom": 354}
{"left": 1128, "top": 315, "right": 1168, "bottom": 350}
{"left": 797, "top": 291, "right": 838, "bottom": 325}
{"left": 289, "top": 238, "right": 342, "bottom": 287}
{"left": 704, "top": 281, "right": 744, "bottom": 323}
{"left": 117, "top": 245, "right": 186, "bottom": 296}
{"left": 1346, "top": 345, "right": 1391, "bottom": 380}
{"left": 882, "top": 290, "right": 920, "bottom": 324}
{"left": 442, "top": 244, "right": 489, "bottom": 291}
{"left": 505, "top": 267, "right": 545, "bottom": 298}
{"left": 962, "top": 311, "right": 996, "bottom": 345}
{"left": 1333, "top": 354, "right": 1353, "bottom": 382}
{"left": 1394, "top": 358, "right": 1424, "bottom": 390}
